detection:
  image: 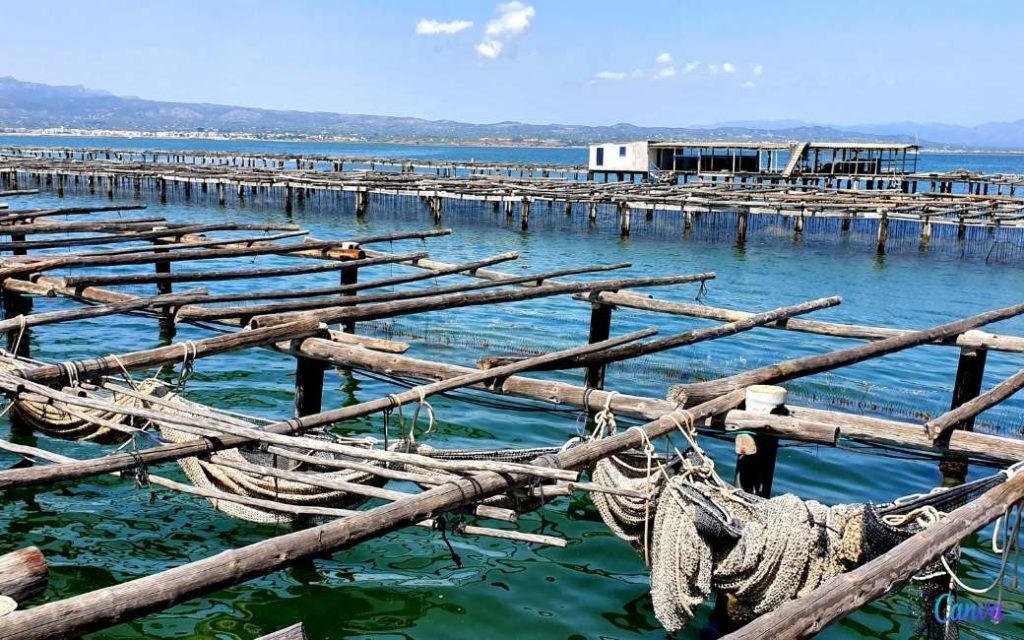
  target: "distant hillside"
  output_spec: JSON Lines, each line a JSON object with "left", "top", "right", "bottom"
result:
{"left": 0, "top": 75, "right": 997, "bottom": 148}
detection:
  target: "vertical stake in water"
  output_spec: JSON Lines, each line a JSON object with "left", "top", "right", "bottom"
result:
{"left": 584, "top": 302, "right": 613, "bottom": 390}
{"left": 939, "top": 346, "right": 989, "bottom": 483}
{"left": 734, "top": 385, "right": 784, "bottom": 498}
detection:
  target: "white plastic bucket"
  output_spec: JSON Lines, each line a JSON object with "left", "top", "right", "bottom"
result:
{"left": 745, "top": 385, "right": 787, "bottom": 415}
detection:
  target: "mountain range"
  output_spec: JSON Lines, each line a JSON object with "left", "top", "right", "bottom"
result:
{"left": 2, "top": 76, "right": 1023, "bottom": 149}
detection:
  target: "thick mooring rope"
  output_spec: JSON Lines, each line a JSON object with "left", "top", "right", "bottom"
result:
{"left": 585, "top": 396, "right": 964, "bottom": 633}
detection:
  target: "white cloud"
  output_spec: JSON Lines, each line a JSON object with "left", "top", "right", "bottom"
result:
{"left": 595, "top": 71, "right": 628, "bottom": 80}
{"left": 416, "top": 19, "right": 473, "bottom": 35}
{"left": 753, "top": 63, "right": 763, "bottom": 75}
{"left": 485, "top": 2, "right": 535, "bottom": 37}
{"left": 655, "top": 66, "right": 677, "bottom": 80}
{"left": 722, "top": 63, "right": 736, "bottom": 74}
{"left": 741, "top": 80, "right": 756, "bottom": 89}
{"left": 682, "top": 60, "right": 700, "bottom": 74}
{"left": 708, "top": 63, "right": 720, "bottom": 75}
{"left": 476, "top": 40, "right": 503, "bottom": 59}
{"left": 477, "top": 2, "right": 535, "bottom": 59}
{"left": 655, "top": 52, "right": 673, "bottom": 65}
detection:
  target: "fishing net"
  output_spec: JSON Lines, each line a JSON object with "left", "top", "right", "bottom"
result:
{"left": 586, "top": 402, "right": 1001, "bottom": 635}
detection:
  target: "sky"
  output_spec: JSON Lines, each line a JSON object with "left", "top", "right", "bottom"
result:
{"left": 1, "top": 1, "right": 1022, "bottom": 128}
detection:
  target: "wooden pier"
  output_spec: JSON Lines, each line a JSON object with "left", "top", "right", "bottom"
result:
{"left": 2, "top": 146, "right": 1023, "bottom": 259}
{"left": 0, "top": 189, "right": 1021, "bottom": 638}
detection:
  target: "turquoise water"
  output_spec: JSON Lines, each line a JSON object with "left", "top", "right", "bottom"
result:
{"left": 1, "top": 142, "right": 1023, "bottom": 639}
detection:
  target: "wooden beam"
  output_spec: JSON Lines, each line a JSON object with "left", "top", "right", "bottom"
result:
{"left": 249, "top": 273, "right": 716, "bottom": 328}
{"left": 0, "top": 328, "right": 655, "bottom": 490}
{"left": 10, "top": 317, "right": 326, "bottom": 386}
{"left": 0, "top": 547, "right": 48, "bottom": 603}
{"left": 671, "top": 304, "right": 1024, "bottom": 406}
{"left": 0, "top": 390, "right": 744, "bottom": 640}
{"left": 926, "top": 367, "right": 1024, "bottom": 440}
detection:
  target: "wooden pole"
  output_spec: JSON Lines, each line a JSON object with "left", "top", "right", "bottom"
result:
{"left": 944, "top": 347, "right": 989, "bottom": 434}
{"left": 0, "top": 390, "right": 744, "bottom": 640}
{"left": 926, "top": 366, "right": 1024, "bottom": 440}
{"left": 173, "top": 252, "right": 521, "bottom": 308}
{"left": 10, "top": 317, "right": 326, "bottom": 386}
{"left": 0, "top": 291, "right": 203, "bottom": 335}
{"left": 180, "top": 262, "right": 632, "bottom": 322}
{"left": 250, "top": 273, "right": 716, "bottom": 328}
{"left": 585, "top": 303, "right": 613, "bottom": 389}
{"left": 0, "top": 547, "right": 48, "bottom": 603}
{"left": 671, "top": 303, "right": 1024, "bottom": 406}
{"left": 339, "top": 264, "right": 358, "bottom": 334}
{"left": 294, "top": 356, "right": 328, "bottom": 418}
{"left": 0, "top": 329, "right": 655, "bottom": 490}
{"left": 60, "top": 252, "right": 423, "bottom": 288}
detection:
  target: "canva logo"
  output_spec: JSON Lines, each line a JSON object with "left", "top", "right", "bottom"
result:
{"left": 934, "top": 594, "right": 1004, "bottom": 624}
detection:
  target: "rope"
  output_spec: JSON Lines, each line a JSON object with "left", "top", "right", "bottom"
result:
{"left": 9, "top": 315, "right": 26, "bottom": 356}
{"left": 176, "top": 340, "right": 197, "bottom": 388}
{"left": 410, "top": 387, "right": 435, "bottom": 443}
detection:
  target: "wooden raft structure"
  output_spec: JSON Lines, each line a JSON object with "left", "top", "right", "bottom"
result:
{"left": 0, "top": 194, "right": 1021, "bottom": 637}
{"left": 2, "top": 148, "right": 1024, "bottom": 259}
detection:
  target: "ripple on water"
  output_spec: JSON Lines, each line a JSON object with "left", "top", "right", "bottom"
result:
{"left": 2, "top": 164, "right": 1024, "bottom": 639}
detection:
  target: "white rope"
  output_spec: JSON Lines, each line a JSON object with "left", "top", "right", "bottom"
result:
{"left": 410, "top": 387, "right": 436, "bottom": 443}
{"left": 9, "top": 315, "right": 26, "bottom": 356}
{"left": 59, "top": 361, "right": 79, "bottom": 388}
{"left": 108, "top": 353, "right": 139, "bottom": 391}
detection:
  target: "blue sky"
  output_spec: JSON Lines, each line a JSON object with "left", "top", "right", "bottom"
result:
{"left": 2, "top": 1, "right": 1021, "bottom": 127}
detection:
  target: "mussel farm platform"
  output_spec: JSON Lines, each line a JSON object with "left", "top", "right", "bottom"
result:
{"left": 2, "top": 146, "right": 1024, "bottom": 261}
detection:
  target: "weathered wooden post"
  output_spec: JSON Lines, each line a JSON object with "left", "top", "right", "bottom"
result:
{"left": 520, "top": 198, "right": 530, "bottom": 231}
{"left": 584, "top": 302, "right": 613, "bottom": 389}
{"left": 285, "top": 185, "right": 293, "bottom": 215}
{"left": 618, "top": 201, "right": 631, "bottom": 238}
{"left": 355, "top": 190, "right": 368, "bottom": 218}
{"left": 294, "top": 356, "right": 328, "bottom": 418}
{"left": 340, "top": 255, "right": 359, "bottom": 335}
{"left": 939, "top": 345, "right": 988, "bottom": 482}
{"left": 919, "top": 216, "right": 932, "bottom": 250}
{"left": 876, "top": 209, "right": 889, "bottom": 255}
{"left": 736, "top": 206, "right": 749, "bottom": 245}
{"left": 0, "top": 547, "right": 48, "bottom": 604}
{"left": 733, "top": 385, "right": 783, "bottom": 497}
{"left": 153, "top": 230, "right": 175, "bottom": 341}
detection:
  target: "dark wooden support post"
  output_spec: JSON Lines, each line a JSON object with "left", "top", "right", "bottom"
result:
{"left": 285, "top": 185, "right": 293, "bottom": 215}
{"left": 294, "top": 356, "right": 328, "bottom": 418}
{"left": 618, "top": 202, "right": 631, "bottom": 238}
{"left": 939, "top": 346, "right": 988, "bottom": 482}
{"left": 733, "top": 387, "right": 783, "bottom": 498}
{"left": 3, "top": 227, "right": 31, "bottom": 356}
{"left": 734, "top": 435, "right": 779, "bottom": 497}
{"left": 520, "top": 198, "right": 530, "bottom": 231}
{"left": 584, "top": 303, "right": 613, "bottom": 389}
{"left": 736, "top": 206, "right": 748, "bottom": 245}
{"left": 339, "top": 264, "right": 359, "bottom": 334}
{"left": 153, "top": 233, "right": 175, "bottom": 341}
{"left": 355, "top": 190, "right": 368, "bottom": 218}
{"left": 876, "top": 210, "right": 889, "bottom": 255}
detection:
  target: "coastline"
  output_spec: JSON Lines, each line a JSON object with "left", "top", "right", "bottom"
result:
{"left": 6, "top": 130, "right": 1024, "bottom": 156}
